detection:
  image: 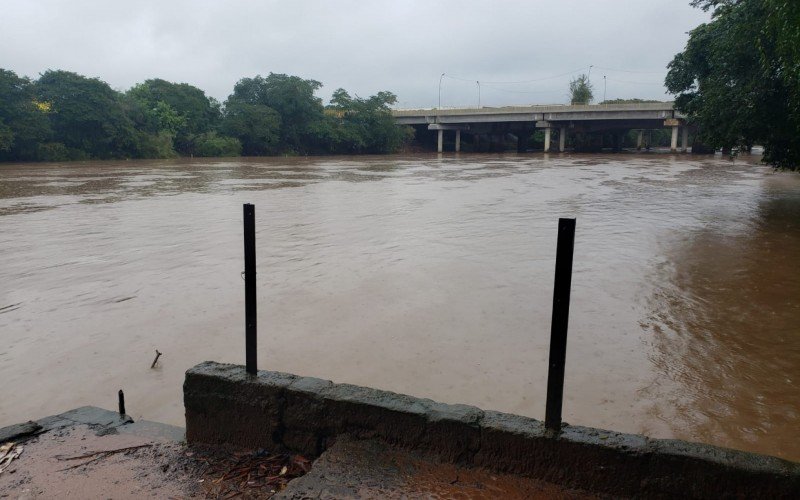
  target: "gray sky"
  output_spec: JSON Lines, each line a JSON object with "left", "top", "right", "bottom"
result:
{"left": 1, "top": 0, "right": 709, "bottom": 109}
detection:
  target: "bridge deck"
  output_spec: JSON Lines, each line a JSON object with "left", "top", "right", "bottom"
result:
{"left": 392, "top": 103, "right": 681, "bottom": 126}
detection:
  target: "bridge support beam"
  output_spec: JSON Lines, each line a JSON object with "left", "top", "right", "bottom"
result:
{"left": 670, "top": 126, "right": 679, "bottom": 152}
{"left": 437, "top": 129, "right": 443, "bottom": 153}
{"left": 544, "top": 127, "right": 551, "bottom": 152}
{"left": 559, "top": 127, "right": 566, "bottom": 152}
{"left": 637, "top": 130, "right": 643, "bottom": 150}
{"left": 455, "top": 129, "right": 461, "bottom": 152}
{"left": 681, "top": 127, "right": 688, "bottom": 152}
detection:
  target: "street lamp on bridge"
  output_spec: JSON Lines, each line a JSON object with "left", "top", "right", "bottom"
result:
{"left": 438, "top": 73, "right": 445, "bottom": 110}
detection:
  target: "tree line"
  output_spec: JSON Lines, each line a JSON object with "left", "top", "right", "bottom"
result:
{"left": 0, "top": 69, "right": 413, "bottom": 162}
{"left": 667, "top": 0, "right": 800, "bottom": 170}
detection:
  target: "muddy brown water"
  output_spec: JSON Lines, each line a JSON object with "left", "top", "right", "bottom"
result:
{"left": 1, "top": 153, "right": 798, "bottom": 461}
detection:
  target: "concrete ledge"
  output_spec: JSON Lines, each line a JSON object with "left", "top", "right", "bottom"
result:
{"left": 184, "top": 361, "right": 800, "bottom": 498}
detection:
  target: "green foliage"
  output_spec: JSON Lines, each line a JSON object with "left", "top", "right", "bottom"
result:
{"left": 35, "top": 142, "right": 90, "bottom": 162}
{"left": 226, "top": 73, "right": 324, "bottom": 153}
{"left": 193, "top": 132, "right": 242, "bottom": 157}
{"left": 0, "top": 69, "right": 51, "bottom": 160}
{"left": 569, "top": 74, "right": 594, "bottom": 105}
{"left": 667, "top": 0, "right": 800, "bottom": 169}
{"left": 324, "top": 89, "right": 412, "bottom": 154}
{"left": 0, "top": 123, "right": 13, "bottom": 151}
{"left": 220, "top": 102, "right": 281, "bottom": 155}
{"left": 131, "top": 130, "right": 178, "bottom": 159}
{"left": 126, "top": 79, "right": 220, "bottom": 155}
{"left": 35, "top": 70, "right": 138, "bottom": 159}
{"left": 0, "top": 67, "right": 408, "bottom": 161}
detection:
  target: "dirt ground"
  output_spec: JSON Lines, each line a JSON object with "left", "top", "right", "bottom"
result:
{"left": 0, "top": 407, "right": 595, "bottom": 499}
{"left": 0, "top": 421, "right": 310, "bottom": 499}
{"left": 0, "top": 424, "right": 201, "bottom": 499}
{"left": 276, "top": 435, "right": 596, "bottom": 500}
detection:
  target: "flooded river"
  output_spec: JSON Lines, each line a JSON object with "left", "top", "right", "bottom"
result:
{"left": 1, "top": 154, "right": 798, "bottom": 461}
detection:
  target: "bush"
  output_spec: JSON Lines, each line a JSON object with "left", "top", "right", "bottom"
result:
{"left": 35, "top": 142, "right": 89, "bottom": 161}
{"left": 193, "top": 132, "right": 242, "bottom": 157}
{"left": 133, "top": 131, "right": 177, "bottom": 159}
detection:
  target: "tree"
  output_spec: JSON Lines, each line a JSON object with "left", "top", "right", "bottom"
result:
{"left": 35, "top": 70, "right": 138, "bottom": 159}
{"left": 226, "top": 73, "right": 324, "bottom": 153}
{"left": 666, "top": 0, "right": 800, "bottom": 170}
{"left": 324, "top": 89, "right": 412, "bottom": 153}
{"left": 220, "top": 102, "right": 281, "bottom": 155}
{"left": 0, "top": 69, "right": 51, "bottom": 160}
{"left": 126, "top": 79, "right": 221, "bottom": 154}
{"left": 569, "top": 74, "right": 594, "bottom": 105}
{"left": 193, "top": 132, "right": 242, "bottom": 157}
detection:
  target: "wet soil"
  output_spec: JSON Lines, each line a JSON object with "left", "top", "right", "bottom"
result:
{"left": 0, "top": 407, "right": 593, "bottom": 499}
{"left": 278, "top": 436, "right": 596, "bottom": 499}
{"left": 0, "top": 425, "right": 201, "bottom": 499}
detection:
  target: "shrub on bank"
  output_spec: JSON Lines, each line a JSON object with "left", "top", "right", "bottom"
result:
{"left": 193, "top": 132, "right": 242, "bottom": 157}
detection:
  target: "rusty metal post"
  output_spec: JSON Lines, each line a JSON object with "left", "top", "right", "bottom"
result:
{"left": 545, "top": 218, "right": 576, "bottom": 432}
{"left": 243, "top": 204, "right": 257, "bottom": 374}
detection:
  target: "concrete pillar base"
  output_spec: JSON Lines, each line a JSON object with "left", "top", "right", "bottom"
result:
{"left": 670, "top": 126, "right": 679, "bottom": 152}
{"left": 544, "top": 127, "right": 551, "bottom": 153}
{"left": 681, "top": 126, "right": 689, "bottom": 153}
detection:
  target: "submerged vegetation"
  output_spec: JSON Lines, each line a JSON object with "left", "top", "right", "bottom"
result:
{"left": 0, "top": 69, "right": 413, "bottom": 162}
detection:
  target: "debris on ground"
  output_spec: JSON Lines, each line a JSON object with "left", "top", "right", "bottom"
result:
{"left": 0, "top": 443, "right": 24, "bottom": 474}
{"left": 191, "top": 446, "right": 312, "bottom": 499}
{"left": 55, "top": 444, "right": 154, "bottom": 471}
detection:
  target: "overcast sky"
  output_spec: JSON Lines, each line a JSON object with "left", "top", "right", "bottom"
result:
{"left": 1, "top": 0, "right": 709, "bottom": 109}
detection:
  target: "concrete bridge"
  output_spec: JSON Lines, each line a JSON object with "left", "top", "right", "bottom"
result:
{"left": 392, "top": 102, "right": 689, "bottom": 153}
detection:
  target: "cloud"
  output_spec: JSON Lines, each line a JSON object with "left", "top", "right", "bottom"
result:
{"left": 0, "top": 0, "right": 709, "bottom": 107}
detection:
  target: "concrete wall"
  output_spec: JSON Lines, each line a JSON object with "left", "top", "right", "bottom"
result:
{"left": 185, "top": 362, "right": 799, "bottom": 498}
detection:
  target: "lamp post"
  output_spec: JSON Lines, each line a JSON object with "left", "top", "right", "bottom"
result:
{"left": 477, "top": 80, "right": 481, "bottom": 108}
{"left": 438, "top": 73, "right": 445, "bottom": 110}
{"left": 603, "top": 75, "right": 607, "bottom": 103}
{"left": 587, "top": 65, "right": 593, "bottom": 80}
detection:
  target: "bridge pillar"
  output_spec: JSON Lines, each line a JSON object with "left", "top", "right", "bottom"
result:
{"left": 455, "top": 129, "right": 461, "bottom": 152}
{"left": 670, "top": 126, "right": 679, "bottom": 152}
{"left": 437, "top": 129, "right": 443, "bottom": 153}
{"left": 637, "top": 130, "right": 643, "bottom": 150}
{"left": 681, "top": 126, "right": 688, "bottom": 152}
{"left": 559, "top": 127, "right": 566, "bottom": 152}
{"left": 544, "top": 127, "right": 551, "bottom": 152}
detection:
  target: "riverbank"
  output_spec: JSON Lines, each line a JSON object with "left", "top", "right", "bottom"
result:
{"left": 0, "top": 406, "right": 591, "bottom": 498}
{"left": 0, "top": 407, "right": 197, "bottom": 498}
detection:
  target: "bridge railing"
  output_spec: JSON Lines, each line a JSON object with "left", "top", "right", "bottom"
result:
{"left": 392, "top": 102, "right": 676, "bottom": 116}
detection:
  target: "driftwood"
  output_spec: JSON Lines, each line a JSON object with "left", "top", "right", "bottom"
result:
{"left": 0, "top": 443, "right": 24, "bottom": 474}
{"left": 151, "top": 349, "right": 162, "bottom": 368}
{"left": 56, "top": 444, "right": 153, "bottom": 471}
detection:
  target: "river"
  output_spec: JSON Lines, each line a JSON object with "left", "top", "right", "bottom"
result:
{"left": 1, "top": 153, "right": 798, "bottom": 461}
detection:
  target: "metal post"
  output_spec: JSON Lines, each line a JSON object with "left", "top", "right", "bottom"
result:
{"left": 545, "top": 218, "right": 576, "bottom": 433}
{"left": 118, "top": 390, "right": 126, "bottom": 416}
{"left": 438, "top": 73, "right": 445, "bottom": 110}
{"left": 243, "top": 203, "right": 257, "bottom": 374}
